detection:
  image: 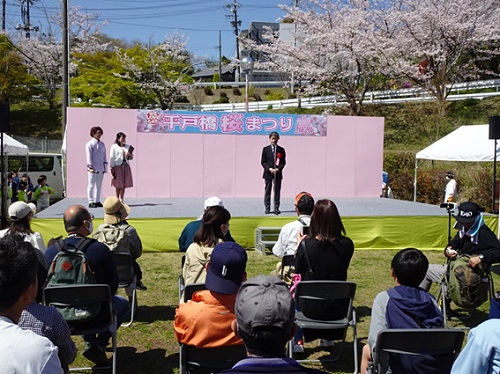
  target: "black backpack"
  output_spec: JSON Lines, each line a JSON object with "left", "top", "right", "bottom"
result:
{"left": 46, "top": 237, "right": 100, "bottom": 323}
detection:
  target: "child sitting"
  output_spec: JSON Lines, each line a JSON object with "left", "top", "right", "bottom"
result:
{"left": 33, "top": 176, "right": 55, "bottom": 212}
{"left": 361, "top": 248, "right": 445, "bottom": 374}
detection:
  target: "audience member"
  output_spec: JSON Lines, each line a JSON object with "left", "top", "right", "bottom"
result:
{"left": 293, "top": 199, "right": 354, "bottom": 352}
{"left": 19, "top": 301, "right": 77, "bottom": 373}
{"left": 174, "top": 242, "right": 247, "bottom": 347}
{"left": 220, "top": 275, "right": 327, "bottom": 374}
{"left": 93, "top": 196, "right": 147, "bottom": 290}
{"left": 450, "top": 319, "right": 500, "bottom": 373}
{"left": 45, "top": 205, "right": 129, "bottom": 367}
{"left": 360, "top": 248, "right": 444, "bottom": 374}
{"left": 0, "top": 235, "right": 63, "bottom": 373}
{"left": 272, "top": 192, "right": 314, "bottom": 258}
{"left": 182, "top": 205, "right": 231, "bottom": 288}
{"left": 420, "top": 202, "right": 500, "bottom": 291}
{"left": 0, "top": 201, "right": 47, "bottom": 301}
{"left": 178, "top": 196, "right": 235, "bottom": 252}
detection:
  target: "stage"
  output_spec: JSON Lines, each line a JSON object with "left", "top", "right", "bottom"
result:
{"left": 30, "top": 197, "right": 498, "bottom": 252}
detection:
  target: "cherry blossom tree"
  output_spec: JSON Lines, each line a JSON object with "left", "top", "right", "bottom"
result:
{"left": 246, "top": 0, "right": 382, "bottom": 115}
{"left": 373, "top": 0, "right": 500, "bottom": 121}
{"left": 115, "top": 33, "right": 195, "bottom": 110}
{"left": 12, "top": 2, "right": 108, "bottom": 109}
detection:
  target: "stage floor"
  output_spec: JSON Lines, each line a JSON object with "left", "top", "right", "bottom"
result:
{"left": 31, "top": 197, "right": 498, "bottom": 252}
{"left": 36, "top": 197, "right": 446, "bottom": 219}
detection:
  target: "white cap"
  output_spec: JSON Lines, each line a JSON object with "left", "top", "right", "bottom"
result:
{"left": 204, "top": 196, "right": 224, "bottom": 209}
{"left": 28, "top": 203, "right": 37, "bottom": 215}
{"left": 8, "top": 201, "right": 32, "bottom": 221}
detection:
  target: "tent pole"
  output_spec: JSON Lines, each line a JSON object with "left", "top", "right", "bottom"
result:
{"left": 414, "top": 159, "right": 418, "bottom": 202}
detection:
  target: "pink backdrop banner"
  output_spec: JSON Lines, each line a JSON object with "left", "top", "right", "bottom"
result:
{"left": 66, "top": 108, "right": 384, "bottom": 199}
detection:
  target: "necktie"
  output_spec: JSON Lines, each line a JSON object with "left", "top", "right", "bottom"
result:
{"left": 272, "top": 145, "right": 276, "bottom": 162}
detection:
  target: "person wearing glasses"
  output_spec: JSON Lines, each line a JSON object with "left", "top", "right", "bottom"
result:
{"left": 44, "top": 205, "right": 129, "bottom": 367}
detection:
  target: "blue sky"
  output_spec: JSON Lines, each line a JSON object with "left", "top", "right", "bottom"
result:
{"left": 4, "top": 0, "right": 289, "bottom": 60}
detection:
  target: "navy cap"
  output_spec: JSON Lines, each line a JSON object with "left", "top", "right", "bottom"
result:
{"left": 206, "top": 242, "right": 247, "bottom": 295}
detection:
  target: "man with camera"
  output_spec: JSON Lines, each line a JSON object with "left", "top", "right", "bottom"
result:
{"left": 420, "top": 201, "right": 500, "bottom": 291}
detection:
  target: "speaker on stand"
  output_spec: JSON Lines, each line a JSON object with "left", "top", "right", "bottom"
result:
{"left": 489, "top": 116, "right": 500, "bottom": 214}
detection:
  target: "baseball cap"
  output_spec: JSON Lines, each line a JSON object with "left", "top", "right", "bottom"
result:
{"left": 204, "top": 196, "right": 224, "bottom": 209}
{"left": 206, "top": 242, "right": 247, "bottom": 294}
{"left": 236, "top": 275, "right": 294, "bottom": 339}
{"left": 455, "top": 202, "right": 483, "bottom": 224}
{"left": 8, "top": 201, "right": 32, "bottom": 221}
{"left": 103, "top": 197, "right": 131, "bottom": 224}
{"left": 295, "top": 192, "right": 314, "bottom": 212}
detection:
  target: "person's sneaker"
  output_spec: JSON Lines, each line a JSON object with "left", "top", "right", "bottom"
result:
{"left": 293, "top": 340, "right": 304, "bottom": 353}
{"left": 83, "top": 344, "right": 112, "bottom": 367}
{"left": 136, "top": 281, "right": 148, "bottom": 291}
{"left": 95, "top": 202, "right": 103, "bottom": 207}
{"left": 318, "top": 339, "right": 335, "bottom": 348}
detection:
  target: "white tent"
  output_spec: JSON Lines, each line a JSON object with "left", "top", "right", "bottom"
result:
{"left": 414, "top": 125, "right": 499, "bottom": 200}
{"left": 1, "top": 133, "right": 29, "bottom": 155}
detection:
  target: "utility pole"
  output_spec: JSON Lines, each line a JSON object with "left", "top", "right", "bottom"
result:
{"left": 2, "top": 0, "right": 6, "bottom": 31}
{"left": 218, "top": 31, "right": 222, "bottom": 85}
{"left": 16, "top": 0, "right": 39, "bottom": 38}
{"left": 225, "top": 0, "right": 241, "bottom": 82}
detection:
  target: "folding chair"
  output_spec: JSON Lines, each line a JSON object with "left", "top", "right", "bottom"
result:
{"left": 289, "top": 280, "right": 358, "bottom": 374}
{"left": 280, "top": 254, "right": 295, "bottom": 281}
{"left": 111, "top": 252, "right": 137, "bottom": 327}
{"left": 178, "top": 255, "right": 186, "bottom": 301}
{"left": 183, "top": 283, "right": 207, "bottom": 303}
{"left": 44, "top": 284, "right": 117, "bottom": 374}
{"left": 179, "top": 344, "right": 247, "bottom": 374}
{"left": 366, "top": 328, "right": 465, "bottom": 374}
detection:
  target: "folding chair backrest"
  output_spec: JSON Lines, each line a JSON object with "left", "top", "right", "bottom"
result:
{"left": 183, "top": 283, "right": 207, "bottom": 303}
{"left": 280, "top": 254, "right": 295, "bottom": 278}
{"left": 295, "top": 280, "right": 356, "bottom": 321}
{"left": 111, "top": 252, "right": 135, "bottom": 285}
{"left": 43, "top": 284, "right": 113, "bottom": 332}
{"left": 180, "top": 344, "right": 247, "bottom": 374}
{"left": 372, "top": 328, "right": 465, "bottom": 374}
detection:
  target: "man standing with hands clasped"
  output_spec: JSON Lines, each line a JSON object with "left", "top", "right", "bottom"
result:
{"left": 261, "top": 131, "right": 286, "bottom": 215}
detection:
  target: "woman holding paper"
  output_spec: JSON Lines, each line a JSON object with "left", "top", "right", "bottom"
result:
{"left": 110, "top": 132, "right": 134, "bottom": 202}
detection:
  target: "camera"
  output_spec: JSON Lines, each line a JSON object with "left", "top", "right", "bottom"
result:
{"left": 440, "top": 202, "right": 456, "bottom": 209}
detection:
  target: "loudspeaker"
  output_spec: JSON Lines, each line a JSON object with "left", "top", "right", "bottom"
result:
{"left": 489, "top": 116, "right": 500, "bottom": 139}
{"left": 0, "top": 103, "right": 9, "bottom": 133}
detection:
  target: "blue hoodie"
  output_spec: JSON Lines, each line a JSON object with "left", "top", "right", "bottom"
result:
{"left": 385, "top": 286, "right": 451, "bottom": 374}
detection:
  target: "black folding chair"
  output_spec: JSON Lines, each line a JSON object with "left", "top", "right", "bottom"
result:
{"left": 183, "top": 283, "right": 207, "bottom": 303}
{"left": 178, "top": 255, "right": 186, "bottom": 301}
{"left": 111, "top": 252, "right": 137, "bottom": 327}
{"left": 289, "top": 280, "right": 358, "bottom": 374}
{"left": 44, "top": 284, "right": 117, "bottom": 374}
{"left": 179, "top": 344, "right": 247, "bottom": 374}
{"left": 366, "top": 328, "right": 465, "bottom": 374}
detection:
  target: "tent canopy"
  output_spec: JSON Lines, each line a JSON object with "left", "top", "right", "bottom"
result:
{"left": 416, "top": 125, "right": 499, "bottom": 162}
{"left": 414, "top": 125, "right": 498, "bottom": 201}
{"left": 1, "top": 134, "right": 29, "bottom": 155}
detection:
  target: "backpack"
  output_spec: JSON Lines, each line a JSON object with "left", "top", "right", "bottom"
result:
{"left": 46, "top": 237, "right": 101, "bottom": 323}
{"left": 447, "top": 255, "right": 489, "bottom": 309}
{"left": 93, "top": 223, "right": 131, "bottom": 253}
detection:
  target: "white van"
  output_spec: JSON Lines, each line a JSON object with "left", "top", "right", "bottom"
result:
{"left": 8, "top": 153, "right": 64, "bottom": 201}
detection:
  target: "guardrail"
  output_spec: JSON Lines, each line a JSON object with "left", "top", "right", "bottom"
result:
{"left": 174, "top": 79, "right": 500, "bottom": 112}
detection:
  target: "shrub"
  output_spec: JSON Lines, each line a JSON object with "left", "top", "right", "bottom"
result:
{"left": 213, "top": 97, "right": 229, "bottom": 104}
{"left": 266, "top": 91, "right": 285, "bottom": 101}
{"left": 174, "top": 95, "right": 189, "bottom": 103}
{"left": 204, "top": 87, "right": 213, "bottom": 96}
{"left": 233, "top": 88, "right": 242, "bottom": 96}
{"left": 220, "top": 92, "right": 228, "bottom": 98}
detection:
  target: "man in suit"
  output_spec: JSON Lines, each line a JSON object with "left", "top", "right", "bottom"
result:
{"left": 261, "top": 131, "right": 286, "bottom": 215}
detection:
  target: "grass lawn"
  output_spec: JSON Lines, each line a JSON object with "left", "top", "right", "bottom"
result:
{"left": 69, "top": 249, "right": 496, "bottom": 373}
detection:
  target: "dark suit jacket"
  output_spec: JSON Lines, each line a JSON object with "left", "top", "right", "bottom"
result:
{"left": 261, "top": 144, "right": 286, "bottom": 180}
